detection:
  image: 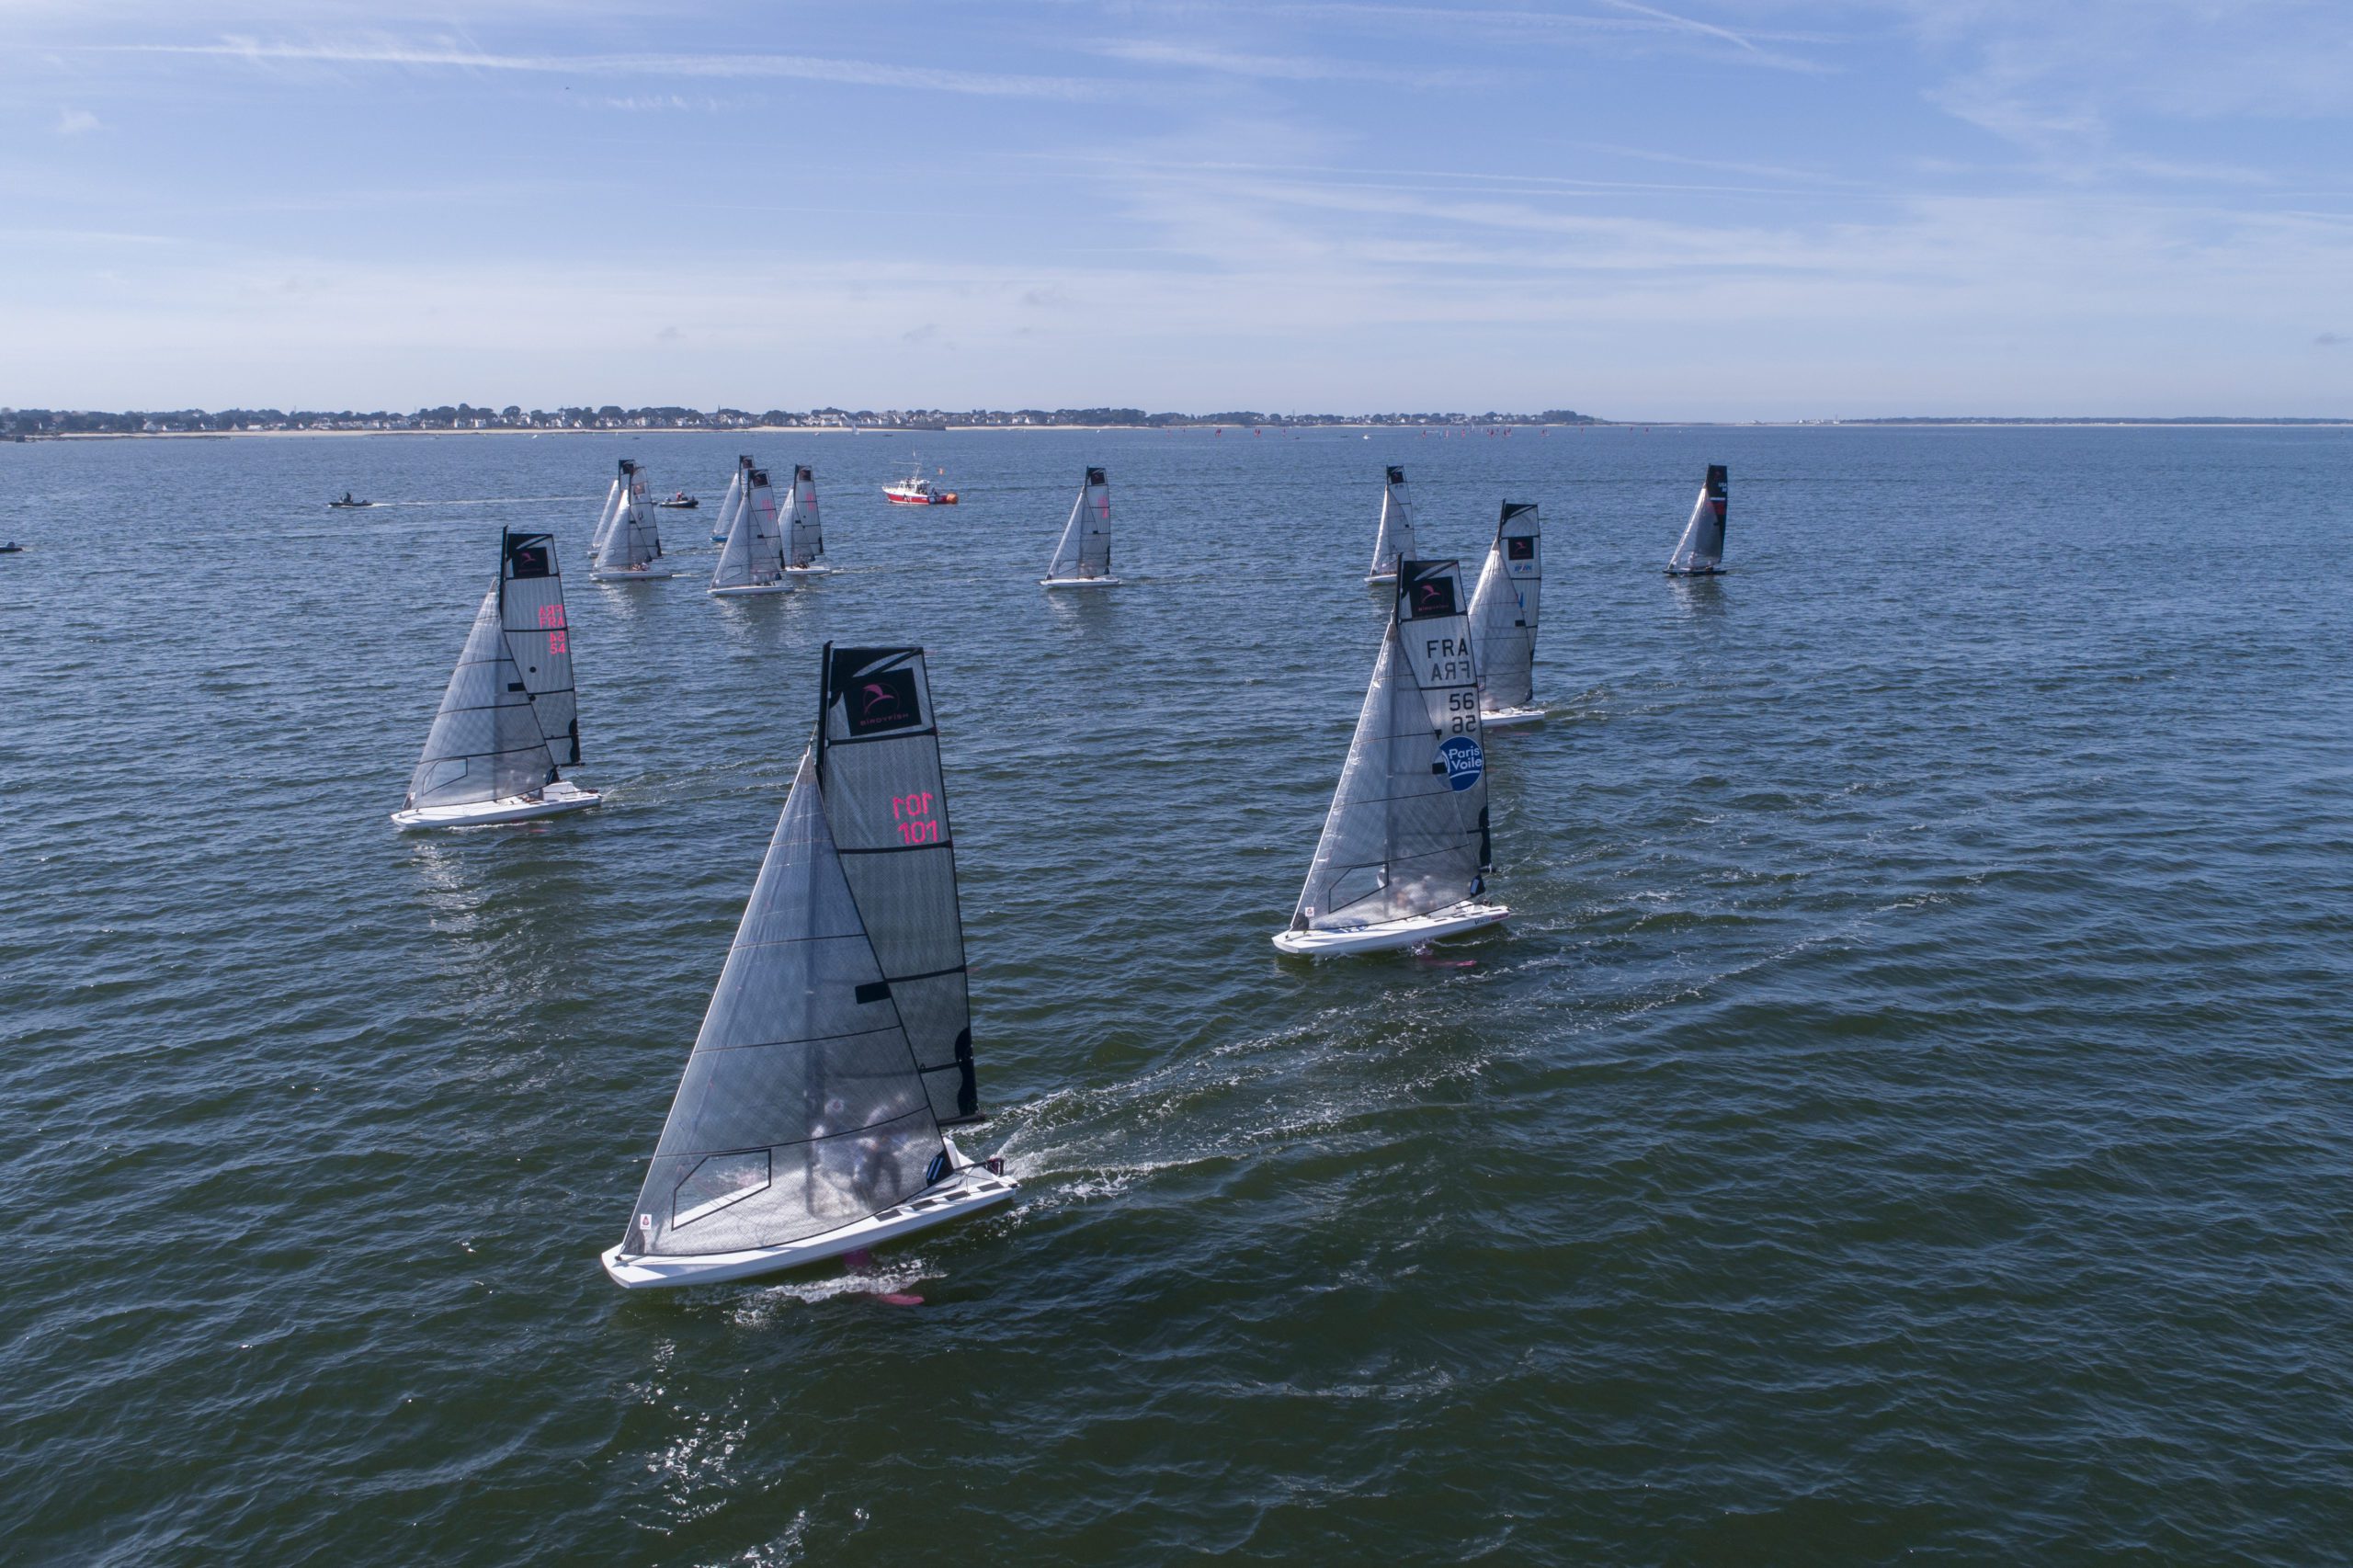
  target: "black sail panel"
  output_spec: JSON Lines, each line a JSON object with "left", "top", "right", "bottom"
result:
{"left": 819, "top": 645, "right": 981, "bottom": 1125}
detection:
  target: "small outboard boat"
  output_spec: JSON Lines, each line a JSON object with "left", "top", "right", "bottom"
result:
{"left": 654, "top": 491, "right": 699, "bottom": 509}
{"left": 0, "top": 541, "right": 23, "bottom": 553}
{"left": 327, "top": 493, "right": 375, "bottom": 508}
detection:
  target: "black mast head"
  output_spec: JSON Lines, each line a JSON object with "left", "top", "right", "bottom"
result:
{"left": 1386, "top": 465, "right": 1406, "bottom": 484}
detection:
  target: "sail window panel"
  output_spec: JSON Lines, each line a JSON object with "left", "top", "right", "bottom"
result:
{"left": 655, "top": 1028, "right": 930, "bottom": 1156}
{"left": 637, "top": 1108, "right": 941, "bottom": 1256}
{"left": 885, "top": 970, "right": 972, "bottom": 1072}
{"left": 824, "top": 740, "right": 949, "bottom": 847}
{"left": 671, "top": 1151, "right": 771, "bottom": 1228}
{"left": 841, "top": 847, "right": 965, "bottom": 971}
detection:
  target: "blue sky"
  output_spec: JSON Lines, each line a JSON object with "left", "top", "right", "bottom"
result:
{"left": 6, "top": 1, "right": 2350, "bottom": 417}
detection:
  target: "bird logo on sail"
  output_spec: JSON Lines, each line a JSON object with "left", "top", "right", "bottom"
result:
{"left": 839, "top": 663, "right": 925, "bottom": 735}
{"left": 1438, "top": 734, "right": 1484, "bottom": 791}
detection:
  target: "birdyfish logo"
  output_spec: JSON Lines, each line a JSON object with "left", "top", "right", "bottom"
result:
{"left": 1438, "top": 734, "right": 1483, "bottom": 791}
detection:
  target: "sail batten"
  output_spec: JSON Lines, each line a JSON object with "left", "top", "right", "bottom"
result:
{"left": 1290, "top": 559, "right": 1491, "bottom": 934}
{"left": 1469, "top": 502, "right": 1541, "bottom": 713}
{"left": 1667, "top": 464, "right": 1728, "bottom": 574}
{"left": 1369, "top": 466, "right": 1414, "bottom": 578}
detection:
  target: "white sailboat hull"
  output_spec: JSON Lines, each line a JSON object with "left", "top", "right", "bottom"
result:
{"left": 709, "top": 582, "right": 793, "bottom": 597}
{"left": 1665, "top": 565, "right": 1724, "bottom": 577}
{"left": 1040, "top": 574, "right": 1121, "bottom": 589}
{"left": 1273, "top": 901, "right": 1509, "bottom": 957}
{"left": 592, "top": 566, "right": 679, "bottom": 582}
{"left": 782, "top": 564, "right": 831, "bottom": 576}
{"left": 600, "top": 1161, "right": 1018, "bottom": 1290}
{"left": 392, "top": 778, "right": 602, "bottom": 830}
{"left": 1480, "top": 705, "right": 1546, "bottom": 729}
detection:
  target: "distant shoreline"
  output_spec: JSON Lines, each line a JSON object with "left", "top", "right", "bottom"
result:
{"left": 17, "top": 417, "right": 2351, "bottom": 442}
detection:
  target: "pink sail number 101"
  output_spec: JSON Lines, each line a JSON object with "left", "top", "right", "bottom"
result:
{"left": 892, "top": 791, "right": 939, "bottom": 845}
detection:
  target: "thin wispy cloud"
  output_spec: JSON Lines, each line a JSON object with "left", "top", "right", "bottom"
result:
{"left": 1086, "top": 38, "right": 1475, "bottom": 85}
{"left": 53, "top": 107, "right": 101, "bottom": 135}
{"left": 111, "top": 36, "right": 1113, "bottom": 101}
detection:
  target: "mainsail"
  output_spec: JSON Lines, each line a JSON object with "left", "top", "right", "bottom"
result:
{"left": 784, "top": 465, "right": 824, "bottom": 568}
{"left": 711, "top": 454, "right": 753, "bottom": 541}
{"left": 402, "top": 531, "right": 576, "bottom": 811}
{"left": 1290, "top": 559, "right": 1491, "bottom": 934}
{"left": 588, "top": 469, "right": 627, "bottom": 561}
{"left": 711, "top": 467, "right": 790, "bottom": 591}
{"left": 1369, "top": 465, "right": 1414, "bottom": 579}
{"left": 596, "top": 460, "right": 665, "bottom": 572}
{"left": 1667, "top": 464, "right": 1728, "bottom": 574}
{"left": 618, "top": 645, "right": 977, "bottom": 1261}
{"left": 1044, "top": 467, "right": 1111, "bottom": 580}
{"left": 1468, "top": 502, "right": 1541, "bottom": 713}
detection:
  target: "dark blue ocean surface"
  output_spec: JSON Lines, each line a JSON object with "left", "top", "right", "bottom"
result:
{"left": 3, "top": 425, "right": 2348, "bottom": 1563}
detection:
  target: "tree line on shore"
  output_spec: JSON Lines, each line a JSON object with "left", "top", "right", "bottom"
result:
{"left": 1, "top": 403, "right": 1602, "bottom": 437}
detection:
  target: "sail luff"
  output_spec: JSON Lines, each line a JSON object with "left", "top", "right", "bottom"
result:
{"left": 587, "top": 476, "right": 624, "bottom": 561}
{"left": 1046, "top": 491, "right": 1085, "bottom": 579}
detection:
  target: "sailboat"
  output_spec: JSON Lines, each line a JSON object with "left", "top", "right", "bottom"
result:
{"left": 781, "top": 465, "right": 828, "bottom": 575}
{"left": 1665, "top": 464, "right": 1728, "bottom": 576}
{"left": 1275, "top": 559, "right": 1506, "bottom": 956}
{"left": 1366, "top": 465, "right": 1414, "bottom": 584}
{"left": 710, "top": 454, "right": 754, "bottom": 541}
{"left": 587, "top": 459, "right": 631, "bottom": 562}
{"left": 1040, "top": 466, "right": 1119, "bottom": 588}
{"left": 392, "top": 530, "right": 601, "bottom": 829}
{"left": 590, "top": 458, "right": 677, "bottom": 582}
{"left": 602, "top": 644, "right": 1018, "bottom": 1289}
{"left": 709, "top": 466, "right": 795, "bottom": 597}
{"left": 1468, "top": 502, "right": 1543, "bottom": 728}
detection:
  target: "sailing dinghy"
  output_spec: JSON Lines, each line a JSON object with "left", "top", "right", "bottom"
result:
{"left": 392, "top": 530, "right": 600, "bottom": 829}
{"left": 591, "top": 459, "right": 677, "bottom": 582}
{"left": 603, "top": 645, "right": 1017, "bottom": 1288}
{"left": 1665, "top": 465, "right": 1728, "bottom": 576}
{"left": 1468, "top": 502, "right": 1543, "bottom": 728}
{"left": 586, "top": 460, "right": 630, "bottom": 560}
{"left": 711, "top": 454, "right": 754, "bottom": 541}
{"left": 709, "top": 467, "right": 795, "bottom": 597}
{"left": 1276, "top": 559, "right": 1506, "bottom": 956}
{"left": 1366, "top": 465, "right": 1414, "bottom": 584}
{"left": 781, "top": 465, "right": 828, "bottom": 575}
{"left": 1040, "top": 467, "right": 1119, "bottom": 587}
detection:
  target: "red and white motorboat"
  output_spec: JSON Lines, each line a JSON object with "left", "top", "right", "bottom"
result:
{"left": 883, "top": 462, "right": 958, "bottom": 506}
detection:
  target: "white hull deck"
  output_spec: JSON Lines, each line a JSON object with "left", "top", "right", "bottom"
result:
{"left": 392, "top": 779, "right": 602, "bottom": 830}
{"left": 709, "top": 581, "right": 793, "bottom": 597}
{"left": 1040, "top": 575, "right": 1120, "bottom": 589}
{"left": 1480, "top": 705, "right": 1546, "bottom": 730}
{"left": 601, "top": 1157, "right": 1018, "bottom": 1290}
{"left": 781, "top": 563, "right": 831, "bottom": 576}
{"left": 1273, "top": 901, "right": 1509, "bottom": 957}
{"left": 592, "top": 566, "right": 679, "bottom": 583}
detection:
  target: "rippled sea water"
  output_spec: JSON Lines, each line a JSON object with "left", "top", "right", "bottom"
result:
{"left": 4, "top": 426, "right": 2350, "bottom": 1564}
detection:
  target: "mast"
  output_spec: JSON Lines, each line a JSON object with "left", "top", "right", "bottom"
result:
{"left": 1467, "top": 502, "right": 1540, "bottom": 712}
{"left": 1290, "top": 559, "right": 1489, "bottom": 932}
{"left": 1369, "top": 466, "right": 1413, "bottom": 577}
